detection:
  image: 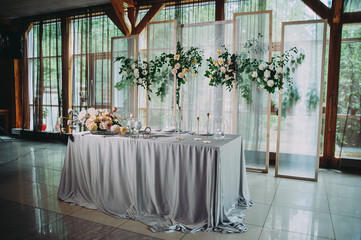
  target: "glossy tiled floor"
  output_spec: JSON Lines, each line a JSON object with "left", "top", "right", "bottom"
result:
{"left": 0, "top": 139, "right": 360, "bottom": 240}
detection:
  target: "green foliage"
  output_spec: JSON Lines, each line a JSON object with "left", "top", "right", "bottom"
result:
{"left": 305, "top": 86, "right": 320, "bottom": 111}
{"left": 204, "top": 33, "right": 306, "bottom": 104}
{"left": 114, "top": 42, "right": 203, "bottom": 105}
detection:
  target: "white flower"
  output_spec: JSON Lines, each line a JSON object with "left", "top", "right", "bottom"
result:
{"left": 131, "top": 64, "right": 136, "bottom": 69}
{"left": 259, "top": 85, "right": 264, "bottom": 89}
{"left": 182, "top": 68, "right": 188, "bottom": 74}
{"left": 134, "top": 73, "right": 140, "bottom": 79}
{"left": 267, "top": 80, "right": 274, "bottom": 87}
{"left": 121, "top": 71, "right": 128, "bottom": 76}
{"left": 171, "top": 68, "right": 177, "bottom": 75}
{"left": 213, "top": 60, "right": 218, "bottom": 66}
{"left": 221, "top": 67, "right": 226, "bottom": 73}
{"left": 111, "top": 124, "right": 121, "bottom": 133}
{"left": 259, "top": 62, "right": 267, "bottom": 70}
{"left": 141, "top": 64, "right": 147, "bottom": 69}
{"left": 276, "top": 66, "right": 283, "bottom": 73}
{"left": 264, "top": 70, "right": 271, "bottom": 78}
{"left": 218, "top": 58, "right": 224, "bottom": 65}
{"left": 99, "top": 122, "right": 107, "bottom": 130}
{"left": 274, "top": 73, "right": 280, "bottom": 79}
{"left": 217, "top": 49, "right": 222, "bottom": 56}
{"left": 88, "top": 122, "right": 98, "bottom": 131}
{"left": 87, "top": 108, "right": 97, "bottom": 116}
{"left": 269, "top": 63, "right": 274, "bottom": 70}
{"left": 175, "top": 63, "right": 181, "bottom": 69}
{"left": 142, "top": 70, "right": 148, "bottom": 75}
{"left": 134, "top": 69, "right": 139, "bottom": 74}
{"left": 251, "top": 71, "right": 258, "bottom": 78}
{"left": 178, "top": 72, "right": 184, "bottom": 78}
{"left": 68, "top": 108, "right": 73, "bottom": 115}
{"left": 174, "top": 54, "right": 180, "bottom": 60}
{"left": 257, "top": 78, "right": 261, "bottom": 83}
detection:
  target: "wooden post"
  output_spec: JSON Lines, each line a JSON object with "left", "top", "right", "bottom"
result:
{"left": 61, "top": 17, "right": 72, "bottom": 133}
{"left": 322, "top": 0, "right": 344, "bottom": 169}
{"left": 215, "top": 0, "right": 225, "bottom": 21}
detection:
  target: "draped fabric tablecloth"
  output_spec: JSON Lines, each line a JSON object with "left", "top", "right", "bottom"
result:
{"left": 58, "top": 132, "right": 252, "bottom": 233}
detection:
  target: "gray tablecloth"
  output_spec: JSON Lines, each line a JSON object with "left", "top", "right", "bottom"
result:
{"left": 58, "top": 132, "right": 252, "bottom": 233}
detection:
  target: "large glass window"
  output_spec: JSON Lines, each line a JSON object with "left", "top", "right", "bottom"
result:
{"left": 28, "top": 20, "right": 62, "bottom": 132}
{"left": 335, "top": 24, "right": 361, "bottom": 159}
{"left": 71, "top": 14, "right": 122, "bottom": 115}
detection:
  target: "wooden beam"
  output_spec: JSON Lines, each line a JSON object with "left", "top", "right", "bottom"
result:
{"left": 106, "top": 8, "right": 129, "bottom": 35}
{"left": 215, "top": 0, "right": 225, "bottom": 21}
{"left": 301, "top": 0, "right": 330, "bottom": 20}
{"left": 122, "top": 0, "right": 135, "bottom": 7}
{"left": 343, "top": 11, "right": 361, "bottom": 24}
{"left": 128, "top": 7, "right": 135, "bottom": 29}
{"left": 132, "top": 3, "right": 164, "bottom": 35}
{"left": 110, "top": 0, "right": 131, "bottom": 36}
{"left": 322, "top": 0, "right": 344, "bottom": 169}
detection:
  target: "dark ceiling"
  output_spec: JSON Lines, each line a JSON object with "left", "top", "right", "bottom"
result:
{"left": 0, "top": 0, "right": 110, "bottom": 20}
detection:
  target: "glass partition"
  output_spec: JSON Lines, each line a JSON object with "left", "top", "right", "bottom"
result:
{"left": 180, "top": 21, "right": 233, "bottom": 134}
{"left": 234, "top": 11, "right": 272, "bottom": 172}
{"left": 276, "top": 20, "right": 327, "bottom": 181}
{"left": 111, "top": 35, "right": 138, "bottom": 116}
{"left": 147, "top": 20, "right": 177, "bottom": 129}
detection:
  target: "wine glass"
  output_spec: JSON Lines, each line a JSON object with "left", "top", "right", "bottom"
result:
{"left": 135, "top": 120, "right": 142, "bottom": 137}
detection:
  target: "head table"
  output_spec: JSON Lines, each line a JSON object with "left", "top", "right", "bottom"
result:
{"left": 57, "top": 132, "right": 252, "bottom": 233}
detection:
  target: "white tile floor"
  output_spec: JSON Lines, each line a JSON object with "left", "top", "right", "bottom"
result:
{"left": 0, "top": 139, "right": 361, "bottom": 239}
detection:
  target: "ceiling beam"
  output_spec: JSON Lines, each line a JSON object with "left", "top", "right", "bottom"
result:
{"left": 301, "top": 0, "right": 330, "bottom": 20}
{"left": 122, "top": 0, "right": 135, "bottom": 7}
{"left": 343, "top": 11, "right": 361, "bottom": 24}
{"left": 110, "top": 0, "right": 131, "bottom": 36}
{"left": 132, "top": 3, "right": 164, "bottom": 35}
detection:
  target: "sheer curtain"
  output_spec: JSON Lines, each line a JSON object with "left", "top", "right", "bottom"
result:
{"left": 234, "top": 11, "right": 271, "bottom": 171}
{"left": 71, "top": 12, "right": 122, "bottom": 116}
{"left": 112, "top": 36, "right": 138, "bottom": 116}
{"left": 147, "top": 20, "right": 176, "bottom": 130}
{"left": 27, "top": 19, "right": 62, "bottom": 132}
{"left": 181, "top": 21, "right": 233, "bottom": 134}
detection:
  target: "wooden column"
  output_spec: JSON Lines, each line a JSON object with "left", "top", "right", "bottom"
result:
{"left": 61, "top": 17, "right": 72, "bottom": 133}
{"left": 14, "top": 59, "right": 23, "bottom": 128}
{"left": 215, "top": 0, "right": 225, "bottom": 21}
{"left": 322, "top": 0, "right": 343, "bottom": 168}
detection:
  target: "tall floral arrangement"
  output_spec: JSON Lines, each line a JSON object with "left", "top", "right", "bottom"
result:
{"left": 114, "top": 56, "right": 151, "bottom": 93}
{"left": 204, "top": 47, "right": 238, "bottom": 91}
{"left": 167, "top": 42, "right": 203, "bottom": 106}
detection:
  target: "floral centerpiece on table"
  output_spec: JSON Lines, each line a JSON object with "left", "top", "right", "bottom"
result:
{"left": 167, "top": 42, "right": 203, "bottom": 106}
{"left": 204, "top": 46, "right": 238, "bottom": 91}
{"left": 59, "top": 106, "right": 127, "bottom": 135}
{"left": 114, "top": 56, "right": 151, "bottom": 95}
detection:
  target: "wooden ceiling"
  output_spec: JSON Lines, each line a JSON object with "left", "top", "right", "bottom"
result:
{"left": 0, "top": 0, "right": 110, "bottom": 20}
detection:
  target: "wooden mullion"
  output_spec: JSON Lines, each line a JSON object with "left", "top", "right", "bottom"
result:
{"left": 343, "top": 11, "right": 361, "bottom": 24}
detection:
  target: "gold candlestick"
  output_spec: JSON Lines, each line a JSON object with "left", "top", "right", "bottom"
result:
{"left": 203, "top": 113, "right": 211, "bottom": 144}
{"left": 176, "top": 106, "right": 184, "bottom": 140}
{"left": 194, "top": 116, "right": 202, "bottom": 141}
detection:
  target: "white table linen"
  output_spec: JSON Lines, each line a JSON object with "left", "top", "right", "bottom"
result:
{"left": 58, "top": 132, "right": 252, "bottom": 233}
